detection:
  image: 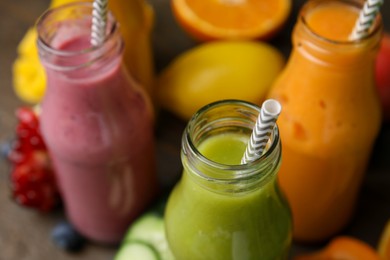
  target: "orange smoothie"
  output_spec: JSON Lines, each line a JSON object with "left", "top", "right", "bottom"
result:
{"left": 268, "top": 0, "right": 382, "bottom": 242}
{"left": 305, "top": 1, "right": 359, "bottom": 41}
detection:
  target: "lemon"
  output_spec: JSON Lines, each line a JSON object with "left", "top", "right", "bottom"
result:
{"left": 156, "top": 40, "right": 285, "bottom": 120}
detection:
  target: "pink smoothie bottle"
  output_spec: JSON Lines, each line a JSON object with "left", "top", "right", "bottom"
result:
{"left": 36, "top": 2, "right": 157, "bottom": 244}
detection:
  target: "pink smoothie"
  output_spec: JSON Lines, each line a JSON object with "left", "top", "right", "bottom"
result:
{"left": 40, "top": 32, "right": 157, "bottom": 244}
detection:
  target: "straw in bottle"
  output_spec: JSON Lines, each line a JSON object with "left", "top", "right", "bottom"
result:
{"left": 91, "top": 0, "right": 109, "bottom": 46}
{"left": 241, "top": 99, "right": 282, "bottom": 164}
{"left": 349, "top": 0, "right": 384, "bottom": 40}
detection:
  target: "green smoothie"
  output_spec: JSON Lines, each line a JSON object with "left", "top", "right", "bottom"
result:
{"left": 165, "top": 132, "right": 292, "bottom": 260}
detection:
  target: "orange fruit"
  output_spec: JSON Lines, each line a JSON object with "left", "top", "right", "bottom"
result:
{"left": 171, "top": 0, "right": 291, "bottom": 41}
{"left": 294, "top": 236, "right": 381, "bottom": 260}
{"left": 378, "top": 220, "right": 390, "bottom": 259}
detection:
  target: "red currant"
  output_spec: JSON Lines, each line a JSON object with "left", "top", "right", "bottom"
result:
{"left": 8, "top": 106, "right": 60, "bottom": 212}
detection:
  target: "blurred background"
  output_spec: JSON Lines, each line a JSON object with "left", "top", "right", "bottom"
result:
{"left": 1, "top": 0, "right": 389, "bottom": 259}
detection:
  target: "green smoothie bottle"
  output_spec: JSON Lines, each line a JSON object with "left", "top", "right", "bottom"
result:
{"left": 165, "top": 100, "right": 292, "bottom": 260}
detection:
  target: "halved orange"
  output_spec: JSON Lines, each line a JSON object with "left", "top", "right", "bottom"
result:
{"left": 171, "top": 0, "right": 291, "bottom": 42}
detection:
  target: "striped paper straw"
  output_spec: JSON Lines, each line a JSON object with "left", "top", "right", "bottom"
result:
{"left": 241, "top": 99, "right": 281, "bottom": 164}
{"left": 91, "top": 0, "right": 108, "bottom": 46}
{"left": 349, "top": 0, "right": 383, "bottom": 40}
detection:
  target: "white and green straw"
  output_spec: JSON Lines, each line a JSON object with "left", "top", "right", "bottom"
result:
{"left": 241, "top": 99, "right": 281, "bottom": 164}
{"left": 91, "top": 0, "right": 108, "bottom": 46}
{"left": 349, "top": 0, "right": 384, "bottom": 40}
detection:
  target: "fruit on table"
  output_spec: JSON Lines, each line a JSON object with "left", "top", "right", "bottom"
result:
{"left": 0, "top": 138, "right": 13, "bottom": 160}
{"left": 13, "top": 0, "right": 155, "bottom": 104}
{"left": 156, "top": 40, "right": 285, "bottom": 120}
{"left": 293, "top": 236, "right": 381, "bottom": 260}
{"left": 8, "top": 107, "right": 60, "bottom": 212}
{"left": 115, "top": 200, "right": 174, "bottom": 260}
{"left": 171, "top": 0, "right": 291, "bottom": 41}
{"left": 51, "top": 221, "right": 86, "bottom": 252}
{"left": 375, "top": 32, "right": 390, "bottom": 121}
{"left": 13, "top": 28, "right": 46, "bottom": 104}
{"left": 378, "top": 219, "right": 390, "bottom": 259}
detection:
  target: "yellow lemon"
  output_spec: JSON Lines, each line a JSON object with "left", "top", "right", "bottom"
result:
{"left": 156, "top": 40, "right": 285, "bottom": 120}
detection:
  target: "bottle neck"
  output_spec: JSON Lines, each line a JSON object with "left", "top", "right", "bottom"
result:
{"left": 37, "top": 2, "right": 124, "bottom": 76}
{"left": 292, "top": 0, "right": 382, "bottom": 68}
{"left": 181, "top": 100, "right": 282, "bottom": 195}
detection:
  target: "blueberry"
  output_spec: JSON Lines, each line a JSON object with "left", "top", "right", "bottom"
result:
{"left": 0, "top": 138, "right": 13, "bottom": 161}
{"left": 51, "top": 221, "right": 86, "bottom": 252}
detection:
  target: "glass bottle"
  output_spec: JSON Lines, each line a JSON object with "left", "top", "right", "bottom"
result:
{"left": 165, "top": 100, "right": 292, "bottom": 260}
{"left": 37, "top": 2, "right": 157, "bottom": 244}
{"left": 50, "top": 0, "right": 155, "bottom": 96}
{"left": 268, "top": 0, "right": 383, "bottom": 242}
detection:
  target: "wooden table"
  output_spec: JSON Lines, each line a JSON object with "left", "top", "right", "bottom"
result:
{"left": 1, "top": 0, "right": 389, "bottom": 259}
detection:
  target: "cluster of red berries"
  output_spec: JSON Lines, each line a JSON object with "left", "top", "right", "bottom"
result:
{"left": 7, "top": 107, "right": 60, "bottom": 212}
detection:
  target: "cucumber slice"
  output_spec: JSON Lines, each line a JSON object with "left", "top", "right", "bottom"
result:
{"left": 124, "top": 213, "right": 175, "bottom": 260}
{"left": 115, "top": 240, "right": 160, "bottom": 260}
{"left": 125, "top": 213, "right": 164, "bottom": 243}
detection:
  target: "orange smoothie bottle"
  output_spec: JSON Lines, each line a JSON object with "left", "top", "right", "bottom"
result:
{"left": 268, "top": 0, "right": 383, "bottom": 242}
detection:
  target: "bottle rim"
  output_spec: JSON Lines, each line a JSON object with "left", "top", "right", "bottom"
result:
{"left": 182, "top": 99, "right": 281, "bottom": 187}
{"left": 36, "top": 2, "right": 123, "bottom": 71}
{"left": 299, "top": 0, "right": 383, "bottom": 45}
